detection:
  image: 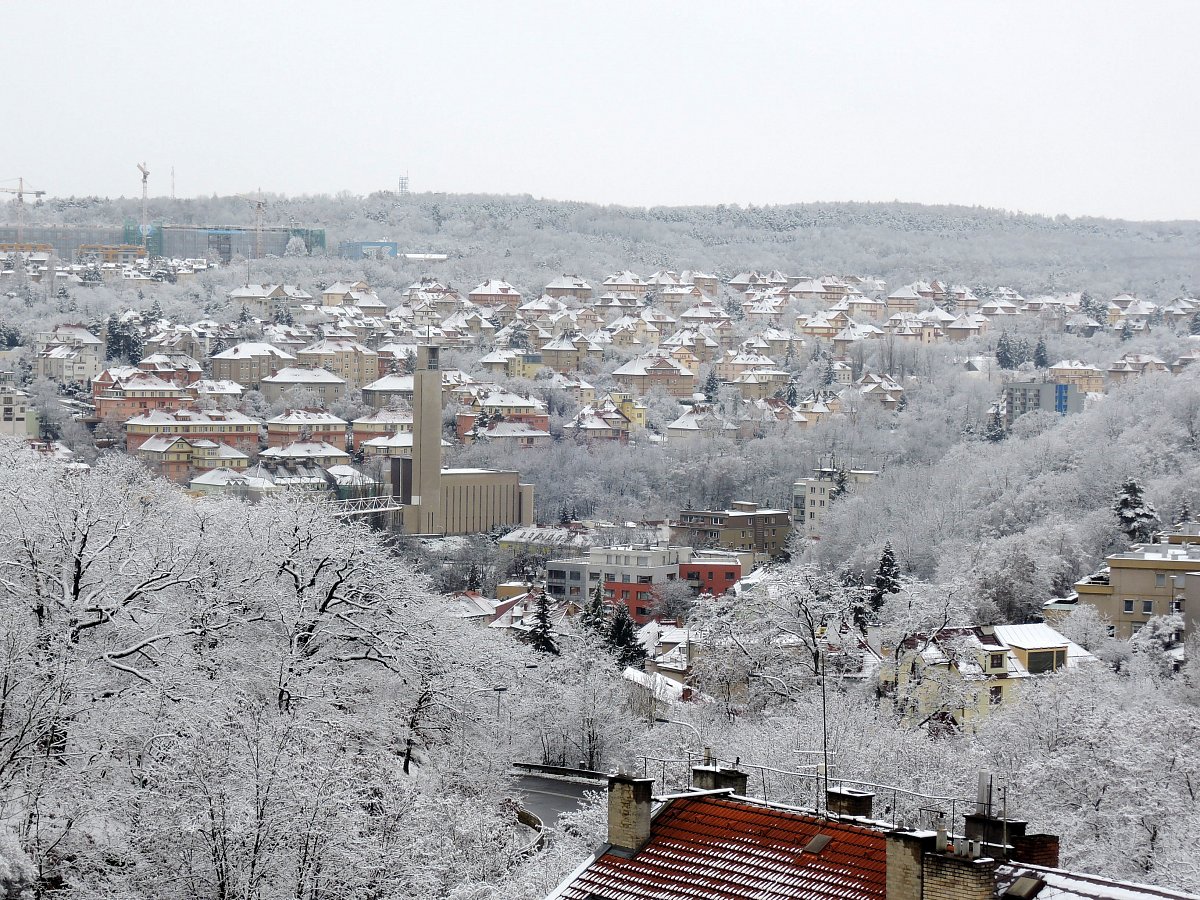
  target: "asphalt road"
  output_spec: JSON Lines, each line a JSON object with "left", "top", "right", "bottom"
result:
{"left": 516, "top": 774, "right": 601, "bottom": 826}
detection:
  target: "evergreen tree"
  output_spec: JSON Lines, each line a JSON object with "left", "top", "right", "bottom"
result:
{"left": 1113, "top": 479, "right": 1160, "bottom": 543}
{"left": 822, "top": 356, "right": 836, "bottom": 386}
{"left": 529, "top": 590, "right": 559, "bottom": 655}
{"left": 238, "top": 304, "right": 252, "bottom": 325}
{"left": 785, "top": 382, "right": 798, "bottom": 406}
{"left": 870, "top": 542, "right": 902, "bottom": 613}
{"left": 1176, "top": 499, "right": 1192, "bottom": 525}
{"left": 1033, "top": 336, "right": 1049, "bottom": 369}
{"left": 581, "top": 583, "right": 608, "bottom": 634}
{"left": 985, "top": 407, "right": 1006, "bottom": 442}
{"left": 995, "top": 332, "right": 1015, "bottom": 369}
{"left": 605, "top": 603, "right": 646, "bottom": 669}
{"left": 896, "top": 392, "right": 908, "bottom": 412}
{"left": 509, "top": 322, "right": 531, "bottom": 350}
{"left": 830, "top": 467, "right": 849, "bottom": 499}
{"left": 466, "top": 564, "right": 482, "bottom": 592}
{"left": 1119, "top": 321, "right": 1133, "bottom": 342}
{"left": 1014, "top": 338, "right": 1030, "bottom": 367}
{"left": 148, "top": 299, "right": 164, "bottom": 321}
{"left": 703, "top": 370, "right": 720, "bottom": 401}
{"left": 1190, "top": 311, "right": 1200, "bottom": 336}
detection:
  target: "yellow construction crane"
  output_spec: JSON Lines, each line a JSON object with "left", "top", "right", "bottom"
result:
{"left": 0, "top": 177, "right": 47, "bottom": 244}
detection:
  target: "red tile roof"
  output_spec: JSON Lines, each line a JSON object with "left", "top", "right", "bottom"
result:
{"left": 555, "top": 795, "right": 887, "bottom": 900}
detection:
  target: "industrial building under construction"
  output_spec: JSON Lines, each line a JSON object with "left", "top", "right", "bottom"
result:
{"left": 0, "top": 222, "right": 325, "bottom": 263}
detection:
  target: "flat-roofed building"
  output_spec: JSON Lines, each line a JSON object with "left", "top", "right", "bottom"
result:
{"left": 671, "top": 501, "right": 792, "bottom": 559}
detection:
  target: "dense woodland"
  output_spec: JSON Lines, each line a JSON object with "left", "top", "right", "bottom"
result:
{"left": 18, "top": 190, "right": 1200, "bottom": 300}
{"left": 2, "top": 193, "right": 1200, "bottom": 897}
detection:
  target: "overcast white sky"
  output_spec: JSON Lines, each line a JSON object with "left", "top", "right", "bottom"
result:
{"left": 6, "top": 1, "right": 1197, "bottom": 220}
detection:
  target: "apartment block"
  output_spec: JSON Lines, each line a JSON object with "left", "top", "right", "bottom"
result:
{"left": 546, "top": 544, "right": 693, "bottom": 623}
{"left": 671, "top": 501, "right": 792, "bottom": 559}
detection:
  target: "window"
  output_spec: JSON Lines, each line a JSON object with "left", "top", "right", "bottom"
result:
{"left": 1155, "top": 573, "right": 1166, "bottom": 587}
{"left": 637, "top": 575, "right": 653, "bottom": 584}
{"left": 1142, "top": 600, "right": 1154, "bottom": 615}
{"left": 620, "top": 590, "right": 630, "bottom": 600}
{"left": 809, "top": 512, "right": 815, "bottom": 520}
{"left": 990, "top": 653, "right": 1005, "bottom": 670}
{"left": 1026, "top": 649, "right": 1066, "bottom": 674}
{"left": 989, "top": 686, "right": 1003, "bottom": 706}
{"left": 568, "top": 571, "right": 581, "bottom": 581}
{"left": 1132, "top": 623, "right": 1143, "bottom": 635}
{"left": 1106, "top": 625, "right": 1116, "bottom": 637}
{"left": 725, "top": 572, "right": 736, "bottom": 580}
{"left": 636, "top": 607, "right": 649, "bottom": 617}
{"left": 1123, "top": 599, "right": 1134, "bottom": 614}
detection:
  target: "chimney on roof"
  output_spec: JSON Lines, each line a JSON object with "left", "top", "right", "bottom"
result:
{"left": 691, "top": 756, "right": 749, "bottom": 795}
{"left": 826, "top": 787, "right": 874, "bottom": 818}
{"left": 606, "top": 772, "right": 654, "bottom": 853}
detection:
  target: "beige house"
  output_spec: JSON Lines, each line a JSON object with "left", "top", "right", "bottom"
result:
{"left": 210, "top": 342, "right": 296, "bottom": 390}
{"left": 468, "top": 279, "right": 523, "bottom": 308}
{"left": 601, "top": 270, "right": 647, "bottom": 295}
{"left": 227, "top": 284, "right": 313, "bottom": 319}
{"left": 543, "top": 274, "right": 593, "bottom": 300}
{"left": 792, "top": 465, "right": 878, "bottom": 537}
{"left": 1065, "top": 530, "right": 1200, "bottom": 640}
{"left": 1047, "top": 360, "right": 1105, "bottom": 394}
{"left": 259, "top": 367, "right": 347, "bottom": 404}
{"left": 877, "top": 623, "right": 1092, "bottom": 730}
{"left": 612, "top": 355, "right": 695, "bottom": 398}
{"left": 295, "top": 338, "right": 379, "bottom": 390}
{"left": 34, "top": 324, "right": 105, "bottom": 383}
{"left": 0, "top": 371, "right": 37, "bottom": 437}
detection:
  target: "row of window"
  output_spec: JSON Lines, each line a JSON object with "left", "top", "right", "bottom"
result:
{"left": 1122, "top": 598, "right": 1183, "bottom": 614}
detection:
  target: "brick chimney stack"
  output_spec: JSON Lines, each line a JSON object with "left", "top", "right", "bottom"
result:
{"left": 606, "top": 773, "right": 655, "bottom": 852}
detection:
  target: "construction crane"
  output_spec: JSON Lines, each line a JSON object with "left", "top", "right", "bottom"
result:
{"left": 236, "top": 192, "right": 267, "bottom": 259}
{"left": 0, "top": 177, "right": 47, "bottom": 244}
{"left": 137, "top": 162, "right": 150, "bottom": 250}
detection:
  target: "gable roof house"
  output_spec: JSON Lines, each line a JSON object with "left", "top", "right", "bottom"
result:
{"left": 613, "top": 355, "right": 696, "bottom": 398}
{"left": 546, "top": 765, "right": 1149, "bottom": 900}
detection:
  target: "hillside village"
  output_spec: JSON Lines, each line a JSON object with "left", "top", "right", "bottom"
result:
{"left": 3, "top": 244, "right": 1200, "bottom": 900}
{"left": 4, "top": 257, "right": 1199, "bottom": 665}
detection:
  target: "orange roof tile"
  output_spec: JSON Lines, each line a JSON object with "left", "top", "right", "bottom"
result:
{"left": 558, "top": 795, "right": 886, "bottom": 900}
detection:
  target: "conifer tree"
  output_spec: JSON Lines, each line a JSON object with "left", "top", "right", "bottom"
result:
{"left": 703, "top": 370, "right": 720, "bottom": 401}
{"left": 870, "top": 542, "right": 901, "bottom": 613}
{"left": 1190, "top": 311, "right": 1200, "bottom": 336}
{"left": 1113, "top": 479, "right": 1160, "bottom": 543}
{"left": 995, "top": 332, "right": 1015, "bottom": 369}
{"left": 605, "top": 603, "right": 646, "bottom": 669}
{"left": 985, "top": 407, "right": 1006, "bottom": 442}
{"left": 581, "top": 583, "right": 608, "bottom": 634}
{"left": 1033, "top": 336, "right": 1049, "bottom": 368}
{"left": 529, "top": 590, "right": 559, "bottom": 655}
{"left": 1120, "top": 321, "right": 1133, "bottom": 342}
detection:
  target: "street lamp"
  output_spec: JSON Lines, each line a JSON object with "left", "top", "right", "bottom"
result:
{"left": 654, "top": 716, "right": 701, "bottom": 744}
{"left": 493, "top": 685, "right": 508, "bottom": 720}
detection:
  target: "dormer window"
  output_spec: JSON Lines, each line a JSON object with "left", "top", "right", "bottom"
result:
{"left": 989, "top": 653, "right": 1005, "bottom": 670}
